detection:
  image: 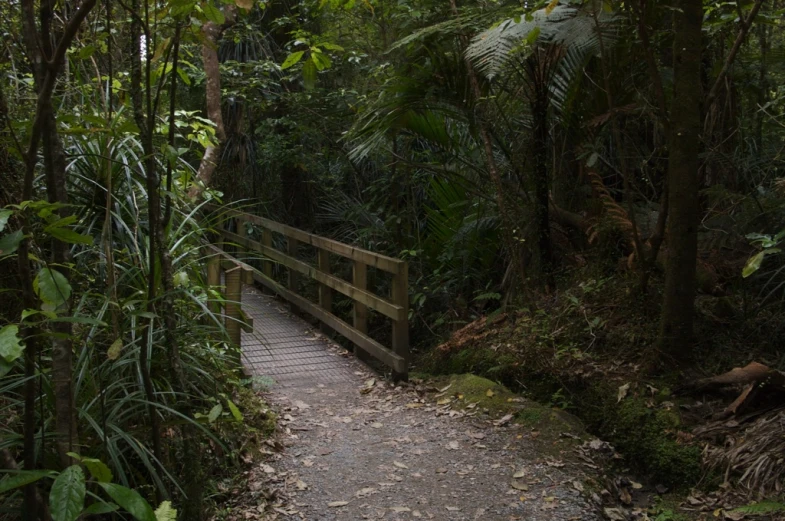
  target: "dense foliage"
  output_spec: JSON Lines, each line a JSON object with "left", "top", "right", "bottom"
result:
{"left": 1, "top": 0, "right": 785, "bottom": 518}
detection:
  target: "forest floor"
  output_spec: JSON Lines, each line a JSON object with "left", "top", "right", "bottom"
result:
{"left": 228, "top": 346, "right": 606, "bottom": 521}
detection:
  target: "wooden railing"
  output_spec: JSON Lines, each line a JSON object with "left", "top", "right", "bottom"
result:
{"left": 208, "top": 207, "right": 409, "bottom": 381}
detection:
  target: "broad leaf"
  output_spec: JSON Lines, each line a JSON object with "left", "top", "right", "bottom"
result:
{"left": 97, "top": 483, "right": 156, "bottom": 521}
{"left": 208, "top": 403, "right": 223, "bottom": 423}
{"left": 201, "top": 2, "right": 225, "bottom": 24}
{"left": 50, "top": 466, "right": 85, "bottom": 521}
{"left": 0, "top": 358, "right": 12, "bottom": 378}
{"left": 281, "top": 51, "right": 304, "bottom": 70}
{"left": 0, "top": 209, "right": 11, "bottom": 232}
{"left": 83, "top": 502, "right": 119, "bottom": 515}
{"left": 0, "top": 470, "right": 52, "bottom": 494}
{"left": 226, "top": 398, "right": 243, "bottom": 421}
{"left": 0, "top": 325, "right": 24, "bottom": 363}
{"left": 34, "top": 268, "right": 72, "bottom": 308}
{"left": 0, "top": 229, "right": 24, "bottom": 257}
{"left": 235, "top": 0, "right": 253, "bottom": 9}
{"left": 44, "top": 226, "right": 93, "bottom": 245}
{"left": 83, "top": 458, "right": 113, "bottom": 483}
{"left": 742, "top": 250, "right": 780, "bottom": 278}
{"left": 302, "top": 59, "right": 317, "bottom": 89}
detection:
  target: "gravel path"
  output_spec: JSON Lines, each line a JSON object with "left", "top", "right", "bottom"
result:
{"left": 254, "top": 346, "right": 600, "bottom": 521}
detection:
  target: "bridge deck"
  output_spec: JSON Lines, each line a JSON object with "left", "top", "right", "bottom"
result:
{"left": 240, "top": 285, "right": 355, "bottom": 388}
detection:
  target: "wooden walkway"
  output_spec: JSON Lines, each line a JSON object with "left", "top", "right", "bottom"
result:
{"left": 207, "top": 205, "right": 410, "bottom": 383}
{"left": 240, "top": 285, "right": 355, "bottom": 388}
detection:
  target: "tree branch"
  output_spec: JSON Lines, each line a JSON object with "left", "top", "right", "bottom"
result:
{"left": 706, "top": 0, "right": 763, "bottom": 106}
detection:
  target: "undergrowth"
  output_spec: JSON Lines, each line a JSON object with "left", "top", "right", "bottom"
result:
{"left": 414, "top": 268, "right": 780, "bottom": 489}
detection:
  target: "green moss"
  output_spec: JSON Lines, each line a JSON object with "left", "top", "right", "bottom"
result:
{"left": 428, "top": 374, "right": 586, "bottom": 454}
{"left": 516, "top": 407, "right": 544, "bottom": 426}
{"left": 433, "top": 374, "right": 520, "bottom": 416}
{"left": 593, "top": 393, "right": 702, "bottom": 487}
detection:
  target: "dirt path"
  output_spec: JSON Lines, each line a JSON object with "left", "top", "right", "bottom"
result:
{"left": 248, "top": 346, "right": 600, "bottom": 521}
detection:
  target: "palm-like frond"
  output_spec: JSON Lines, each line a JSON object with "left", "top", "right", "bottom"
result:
{"left": 465, "top": 1, "right": 620, "bottom": 102}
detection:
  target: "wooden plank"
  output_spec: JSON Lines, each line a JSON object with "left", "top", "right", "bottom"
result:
{"left": 251, "top": 271, "right": 406, "bottom": 374}
{"left": 261, "top": 228, "right": 273, "bottom": 279}
{"left": 391, "top": 262, "right": 409, "bottom": 382}
{"left": 214, "top": 206, "right": 404, "bottom": 274}
{"left": 221, "top": 230, "right": 405, "bottom": 321}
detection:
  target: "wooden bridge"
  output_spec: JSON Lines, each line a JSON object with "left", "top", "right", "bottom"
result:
{"left": 204, "top": 207, "right": 409, "bottom": 385}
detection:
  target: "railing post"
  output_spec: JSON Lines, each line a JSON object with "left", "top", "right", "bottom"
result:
{"left": 206, "top": 249, "right": 221, "bottom": 315}
{"left": 317, "top": 249, "right": 332, "bottom": 333}
{"left": 261, "top": 227, "right": 273, "bottom": 294}
{"left": 225, "top": 266, "right": 243, "bottom": 367}
{"left": 391, "top": 262, "right": 409, "bottom": 381}
{"left": 352, "top": 260, "right": 369, "bottom": 361}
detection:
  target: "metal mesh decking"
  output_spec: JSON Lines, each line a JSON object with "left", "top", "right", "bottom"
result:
{"left": 240, "top": 285, "right": 354, "bottom": 387}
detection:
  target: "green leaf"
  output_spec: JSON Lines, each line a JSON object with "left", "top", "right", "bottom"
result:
{"left": 34, "top": 268, "right": 72, "bottom": 308}
{"left": 0, "top": 470, "right": 52, "bottom": 494}
{"left": 0, "top": 229, "right": 24, "bottom": 257}
{"left": 154, "top": 501, "right": 177, "bottom": 521}
{"left": 302, "top": 59, "right": 317, "bottom": 89}
{"left": 207, "top": 403, "right": 223, "bottom": 423}
{"left": 176, "top": 67, "right": 191, "bottom": 86}
{"left": 226, "top": 398, "right": 243, "bottom": 421}
{"left": 77, "top": 45, "right": 96, "bottom": 59}
{"left": 0, "top": 325, "right": 24, "bottom": 363}
{"left": 311, "top": 52, "right": 332, "bottom": 71}
{"left": 742, "top": 250, "right": 780, "bottom": 278}
{"left": 0, "top": 357, "right": 12, "bottom": 377}
{"left": 83, "top": 502, "right": 119, "bottom": 515}
{"left": 50, "top": 465, "right": 85, "bottom": 521}
{"left": 319, "top": 42, "right": 344, "bottom": 51}
{"left": 97, "top": 483, "right": 156, "bottom": 521}
{"left": 281, "top": 51, "right": 304, "bottom": 70}
{"left": 107, "top": 338, "right": 123, "bottom": 360}
{"left": 0, "top": 209, "right": 12, "bottom": 232}
{"left": 44, "top": 226, "right": 93, "bottom": 245}
{"left": 201, "top": 2, "right": 225, "bottom": 24}
{"left": 82, "top": 458, "right": 113, "bottom": 483}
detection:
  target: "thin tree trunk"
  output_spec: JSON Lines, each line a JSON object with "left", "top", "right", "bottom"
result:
{"left": 127, "top": 0, "right": 165, "bottom": 496}
{"left": 19, "top": 0, "right": 97, "bottom": 476}
{"left": 161, "top": 27, "right": 204, "bottom": 520}
{"left": 658, "top": 0, "right": 702, "bottom": 361}
{"left": 188, "top": 7, "right": 236, "bottom": 199}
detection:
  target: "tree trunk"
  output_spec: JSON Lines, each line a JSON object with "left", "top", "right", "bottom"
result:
{"left": 530, "top": 78, "right": 554, "bottom": 289}
{"left": 188, "top": 7, "right": 236, "bottom": 199}
{"left": 657, "top": 0, "right": 703, "bottom": 361}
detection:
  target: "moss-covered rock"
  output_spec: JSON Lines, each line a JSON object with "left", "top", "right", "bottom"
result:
{"left": 427, "top": 374, "right": 586, "bottom": 453}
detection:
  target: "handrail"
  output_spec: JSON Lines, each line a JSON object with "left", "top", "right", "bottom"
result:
{"left": 208, "top": 206, "right": 409, "bottom": 381}
{"left": 218, "top": 206, "right": 405, "bottom": 274}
